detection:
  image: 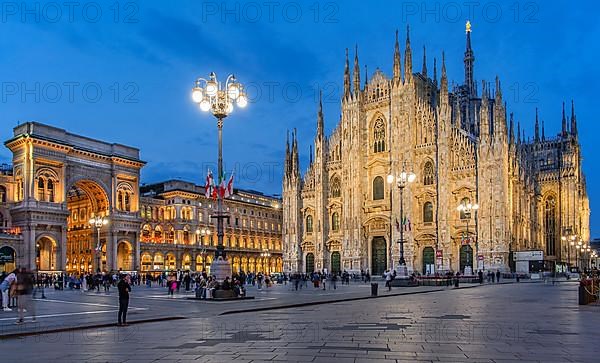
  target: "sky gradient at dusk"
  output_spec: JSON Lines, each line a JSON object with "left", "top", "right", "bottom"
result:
{"left": 1, "top": 1, "right": 598, "bottom": 235}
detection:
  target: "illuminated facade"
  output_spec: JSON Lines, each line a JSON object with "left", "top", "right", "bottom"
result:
{"left": 0, "top": 164, "right": 21, "bottom": 272}
{"left": 138, "top": 180, "right": 283, "bottom": 275}
{"left": 2, "top": 122, "right": 144, "bottom": 273}
{"left": 0, "top": 122, "right": 283, "bottom": 274}
{"left": 283, "top": 25, "right": 590, "bottom": 275}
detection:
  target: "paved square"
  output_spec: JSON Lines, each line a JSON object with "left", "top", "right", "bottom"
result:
{"left": 1, "top": 281, "right": 598, "bottom": 362}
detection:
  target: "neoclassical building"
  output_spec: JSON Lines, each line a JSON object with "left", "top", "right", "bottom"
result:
{"left": 0, "top": 122, "right": 282, "bottom": 274}
{"left": 0, "top": 122, "right": 144, "bottom": 273}
{"left": 138, "top": 180, "right": 283, "bottom": 276}
{"left": 282, "top": 24, "right": 590, "bottom": 275}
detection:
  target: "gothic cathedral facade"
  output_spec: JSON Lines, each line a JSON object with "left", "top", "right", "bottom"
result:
{"left": 282, "top": 24, "right": 590, "bottom": 275}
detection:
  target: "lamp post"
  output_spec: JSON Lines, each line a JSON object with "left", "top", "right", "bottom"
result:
{"left": 261, "top": 250, "right": 271, "bottom": 274}
{"left": 577, "top": 241, "right": 583, "bottom": 271}
{"left": 89, "top": 215, "right": 108, "bottom": 273}
{"left": 388, "top": 163, "right": 416, "bottom": 276}
{"left": 386, "top": 174, "right": 394, "bottom": 271}
{"left": 585, "top": 246, "right": 591, "bottom": 272}
{"left": 457, "top": 200, "right": 479, "bottom": 273}
{"left": 191, "top": 72, "right": 247, "bottom": 263}
{"left": 196, "top": 228, "right": 211, "bottom": 273}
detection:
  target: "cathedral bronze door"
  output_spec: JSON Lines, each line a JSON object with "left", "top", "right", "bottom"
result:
{"left": 371, "top": 237, "right": 387, "bottom": 275}
{"left": 331, "top": 252, "right": 341, "bottom": 274}
{"left": 423, "top": 247, "right": 435, "bottom": 275}
{"left": 460, "top": 245, "right": 473, "bottom": 273}
{"left": 305, "top": 253, "right": 315, "bottom": 273}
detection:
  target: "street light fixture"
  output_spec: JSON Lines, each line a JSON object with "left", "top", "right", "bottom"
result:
{"left": 191, "top": 72, "right": 247, "bottom": 267}
{"left": 89, "top": 215, "right": 109, "bottom": 273}
{"left": 388, "top": 162, "right": 416, "bottom": 276}
{"left": 196, "top": 228, "right": 211, "bottom": 273}
{"left": 457, "top": 200, "right": 479, "bottom": 272}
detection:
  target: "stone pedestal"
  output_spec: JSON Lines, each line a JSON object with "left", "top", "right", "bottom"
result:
{"left": 396, "top": 265, "right": 408, "bottom": 277}
{"left": 210, "top": 256, "right": 232, "bottom": 282}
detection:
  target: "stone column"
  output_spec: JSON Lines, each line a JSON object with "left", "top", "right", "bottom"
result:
{"left": 134, "top": 231, "right": 141, "bottom": 271}
{"left": 60, "top": 226, "right": 67, "bottom": 271}
{"left": 107, "top": 230, "right": 118, "bottom": 272}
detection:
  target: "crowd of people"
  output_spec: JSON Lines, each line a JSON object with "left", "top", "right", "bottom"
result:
{"left": 0, "top": 268, "right": 36, "bottom": 324}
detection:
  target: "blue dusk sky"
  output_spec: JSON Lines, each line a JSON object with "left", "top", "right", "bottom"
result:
{"left": 0, "top": 1, "right": 598, "bottom": 236}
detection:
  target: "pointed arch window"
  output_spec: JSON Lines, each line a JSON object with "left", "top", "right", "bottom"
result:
{"left": 423, "top": 202, "right": 434, "bottom": 223}
{"left": 330, "top": 176, "right": 341, "bottom": 198}
{"left": 373, "top": 118, "right": 386, "bottom": 153}
{"left": 332, "top": 212, "right": 340, "bottom": 231}
{"left": 423, "top": 161, "right": 435, "bottom": 186}
{"left": 306, "top": 215, "right": 313, "bottom": 233}
{"left": 544, "top": 196, "right": 557, "bottom": 256}
{"left": 373, "top": 176, "right": 384, "bottom": 200}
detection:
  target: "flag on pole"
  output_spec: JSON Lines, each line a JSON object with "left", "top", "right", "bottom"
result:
{"left": 204, "top": 170, "right": 214, "bottom": 198}
{"left": 217, "top": 170, "right": 226, "bottom": 198}
{"left": 402, "top": 217, "right": 412, "bottom": 232}
{"left": 224, "top": 171, "right": 235, "bottom": 198}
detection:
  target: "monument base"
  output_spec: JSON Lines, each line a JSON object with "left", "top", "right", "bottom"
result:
{"left": 210, "top": 256, "right": 232, "bottom": 282}
{"left": 396, "top": 265, "right": 409, "bottom": 277}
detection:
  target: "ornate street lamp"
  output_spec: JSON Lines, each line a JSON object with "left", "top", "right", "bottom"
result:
{"left": 457, "top": 200, "right": 479, "bottom": 272}
{"left": 191, "top": 72, "right": 247, "bottom": 278}
{"left": 196, "top": 228, "right": 211, "bottom": 273}
{"left": 89, "top": 215, "right": 109, "bottom": 272}
{"left": 388, "top": 163, "right": 416, "bottom": 276}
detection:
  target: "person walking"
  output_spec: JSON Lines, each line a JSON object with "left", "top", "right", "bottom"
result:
{"left": 385, "top": 270, "right": 392, "bottom": 291}
{"left": 117, "top": 274, "right": 131, "bottom": 326}
{"left": 1, "top": 269, "right": 17, "bottom": 311}
{"left": 496, "top": 270, "right": 501, "bottom": 284}
{"left": 15, "top": 268, "right": 36, "bottom": 324}
{"left": 478, "top": 270, "right": 483, "bottom": 284}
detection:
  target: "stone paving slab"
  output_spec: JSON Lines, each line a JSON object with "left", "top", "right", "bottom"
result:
{"left": 2, "top": 281, "right": 596, "bottom": 363}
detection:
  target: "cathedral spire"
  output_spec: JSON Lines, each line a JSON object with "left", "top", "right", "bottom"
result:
{"left": 393, "top": 30, "right": 401, "bottom": 82}
{"left": 343, "top": 48, "right": 350, "bottom": 99}
{"left": 404, "top": 25, "right": 412, "bottom": 82}
{"left": 534, "top": 108, "right": 540, "bottom": 142}
{"left": 464, "top": 20, "right": 475, "bottom": 96}
{"left": 317, "top": 90, "right": 324, "bottom": 139}
{"left": 284, "top": 130, "right": 290, "bottom": 179}
{"left": 433, "top": 57, "right": 437, "bottom": 86}
{"left": 422, "top": 46, "right": 427, "bottom": 78}
{"left": 562, "top": 101, "right": 567, "bottom": 136}
{"left": 495, "top": 76, "right": 502, "bottom": 103}
{"left": 542, "top": 119, "right": 546, "bottom": 141}
{"left": 440, "top": 51, "right": 447, "bottom": 91}
{"left": 571, "top": 99, "right": 578, "bottom": 138}
{"left": 292, "top": 128, "right": 299, "bottom": 177}
{"left": 353, "top": 45, "right": 361, "bottom": 95}
{"left": 480, "top": 80, "right": 489, "bottom": 139}
{"left": 517, "top": 120, "right": 521, "bottom": 145}
{"left": 364, "top": 64, "right": 368, "bottom": 86}
{"left": 509, "top": 112, "right": 515, "bottom": 145}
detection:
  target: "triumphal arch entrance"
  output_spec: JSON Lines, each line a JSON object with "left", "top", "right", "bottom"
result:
{"left": 5, "top": 122, "right": 144, "bottom": 273}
